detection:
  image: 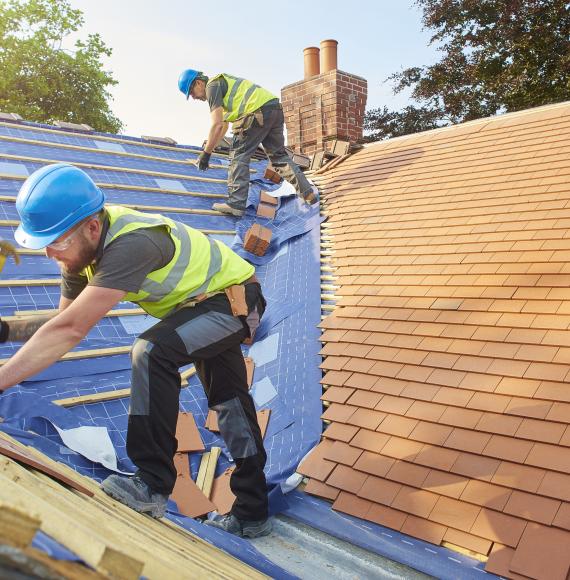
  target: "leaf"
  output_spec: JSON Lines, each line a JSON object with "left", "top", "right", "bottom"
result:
{"left": 0, "top": 0, "right": 123, "bottom": 133}
{"left": 365, "top": 0, "right": 570, "bottom": 142}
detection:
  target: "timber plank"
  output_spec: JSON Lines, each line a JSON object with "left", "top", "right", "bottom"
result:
{"left": 52, "top": 370, "right": 196, "bottom": 407}
{"left": 202, "top": 447, "right": 221, "bottom": 499}
{"left": 0, "top": 466, "right": 143, "bottom": 579}
{"left": 0, "top": 503, "right": 40, "bottom": 549}
{"left": 0, "top": 435, "right": 265, "bottom": 578}
{"left": 0, "top": 435, "right": 93, "bottom": 496}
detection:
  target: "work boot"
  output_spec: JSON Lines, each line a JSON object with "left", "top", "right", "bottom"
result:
{"left": 212, "top": 202, "right": 245, "bottom": 217}
{"left": 300, "top": 185, "right": 319, "bottom": 205}
{"left": 101, "top": 474, "right": 168, "bottom": 518}
{"left": 204, "top": 513, "right": 272, "bottom": 538}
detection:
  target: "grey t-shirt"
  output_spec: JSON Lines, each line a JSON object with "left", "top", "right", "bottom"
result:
{"left": 206, "top": 77, "right": 228, "bottom": 112}
{"left": 61, "top": 224, "right": 175, "bottom": 300}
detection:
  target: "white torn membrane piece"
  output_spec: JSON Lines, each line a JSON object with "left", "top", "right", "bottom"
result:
{"left": 266, "top": 181, "right": 295, "bottom": 198}
{"left": 52, "top": 424, "right": 134, "bottom": 475}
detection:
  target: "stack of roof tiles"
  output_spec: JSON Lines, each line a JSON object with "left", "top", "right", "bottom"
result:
{"left": 303, "top": 102, "right": 570, "bottom": 580}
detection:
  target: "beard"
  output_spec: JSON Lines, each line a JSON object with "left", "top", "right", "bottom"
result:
{"left": 59, "top": 240, "right": 97, "bottom": 275}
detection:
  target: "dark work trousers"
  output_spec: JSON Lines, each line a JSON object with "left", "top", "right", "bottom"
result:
{"left": 226, "top": 103, "right": 313, "bottom": 212}
{"left": 126, "top": 282, "right": 268, "bottom": 522}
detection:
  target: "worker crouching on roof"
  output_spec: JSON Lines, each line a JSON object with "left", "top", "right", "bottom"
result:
{"left": 0, "top": 163, "right": 272, "bottom": 538}
{"left": 179, "top": 69, "right": 318, "bottom": 216}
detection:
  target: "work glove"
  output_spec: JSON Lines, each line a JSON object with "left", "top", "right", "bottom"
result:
{"left": 0, "top": 318, "right": 9, "bottom": 343}
{"left": 0, "top": 240, "right": 20, "bottom": 272}
{"left": 197, "top": 151, "right": 211, "bottom": 171}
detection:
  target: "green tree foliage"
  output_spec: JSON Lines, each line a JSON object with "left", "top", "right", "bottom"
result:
{"left": 364, "top": 105, "right": 444, "bottom": 141}
{"left": 0, "top": 0, "right": 122, "bottom": 132}
{"left": 365, "top": 0, "right": 570, "bottom": 141}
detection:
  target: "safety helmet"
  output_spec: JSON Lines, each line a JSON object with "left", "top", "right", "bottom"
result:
{"left": 15, "top": 163, "right": 105, "bottom": 249}
{"left": 178, "top": 69, "right": 201, "bottom": 99}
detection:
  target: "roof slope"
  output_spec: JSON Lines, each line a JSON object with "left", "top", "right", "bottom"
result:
{"left": 305, "top": 102, "right": 570, "bottom": 580}
{"left": 0, "top": 118, "right": 320, "bottom": 578}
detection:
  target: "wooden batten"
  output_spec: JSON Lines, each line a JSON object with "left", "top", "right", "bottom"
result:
{"left": 0, "top": 434, "right": 266, "bottom": 579}
{"left": 0, "top": 503, "right": 40, "bottom": 549}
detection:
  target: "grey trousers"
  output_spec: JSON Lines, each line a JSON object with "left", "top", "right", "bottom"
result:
{"left": 227, "top": 104, "right": 312, "bottom": 211}
{"left": 127, "top": 283, "right": 269, "bottom": 521}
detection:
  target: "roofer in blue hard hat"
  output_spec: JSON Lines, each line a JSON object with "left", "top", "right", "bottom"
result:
{"left": 0, "top": 163, "right": 272, "bottom": 538}
{"left": 178, "top": 68, "right": 318, "bottom": 217}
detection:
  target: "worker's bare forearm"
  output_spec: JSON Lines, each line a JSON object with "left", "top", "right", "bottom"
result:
{"left": 0, "top": 286, "right": 124, "bottom": 391}
{"left": 205, "top": 122, "right": 227, "bottom": 153}
{"left": 216, "top": 123, "right": 229, "bottom": 147}
{"left": 6, "top": 313, "right": 58, "bottom": 342}
{"left": 0, "top": 320, "right": 83, "bottom": 390}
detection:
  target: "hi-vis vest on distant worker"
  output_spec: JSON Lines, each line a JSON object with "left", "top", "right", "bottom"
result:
{"left": 83, "top": 206, "right": 254, "bottom": 319}
{"left": 209, "top": 74, "right": 277, "bottom": 122}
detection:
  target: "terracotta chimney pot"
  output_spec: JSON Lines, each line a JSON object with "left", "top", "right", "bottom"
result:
{"left": 303, "top": 47, "right": 320, "bottom": 79}
{"left": 320, "top": 39, "right": 338, "bottom": 73}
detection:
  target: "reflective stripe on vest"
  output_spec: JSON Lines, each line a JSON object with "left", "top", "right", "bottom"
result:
{"left": 209, "top": 74, "right": 277, "bottom": 122}
{"left": 83, "top": 206, "right": 254, "bottom": 319}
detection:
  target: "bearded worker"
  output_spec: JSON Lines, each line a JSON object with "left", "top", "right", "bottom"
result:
{"left": 0, "top": 163, "right": 272, "bottom": 538}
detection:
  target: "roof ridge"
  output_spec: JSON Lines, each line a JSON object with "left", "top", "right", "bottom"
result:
{"left": 364, "top": 99, "right": 570, "bottom": 149}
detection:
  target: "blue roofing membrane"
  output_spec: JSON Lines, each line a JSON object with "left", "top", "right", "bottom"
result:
{"left": 0, "top": 120, "right": 493, "bottom": 580}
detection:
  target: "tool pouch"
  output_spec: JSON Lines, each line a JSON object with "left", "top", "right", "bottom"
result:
{"left": 224, "top": 284, "right": 248, "bottom": 317}
{"left": 232, "top": 113, "right": 254, "bottom": 136}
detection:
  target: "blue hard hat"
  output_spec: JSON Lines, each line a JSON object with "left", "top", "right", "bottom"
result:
{"left": 178, "top": 69, "right": 201, "bottom": 99}
{"left": 15, "top": 163, "right": 105, "bottom": 249}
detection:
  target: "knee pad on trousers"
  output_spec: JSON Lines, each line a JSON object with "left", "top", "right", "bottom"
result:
{"left": 212, "top": 397, "right": 257, "bottom": 459}
{"left": 130, "top": 337, "right": 154, "bottom": 415}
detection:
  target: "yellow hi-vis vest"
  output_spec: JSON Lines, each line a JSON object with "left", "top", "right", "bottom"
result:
{"left": 83, "top": 206, "right": 255, "bottom": 319}
{"left": 209, "top": 74, "right": 277, "bottom": 122}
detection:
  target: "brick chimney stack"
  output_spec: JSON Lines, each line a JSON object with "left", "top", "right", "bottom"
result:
{"left": 281, "top": 40, "right": 367, "bottom": 156}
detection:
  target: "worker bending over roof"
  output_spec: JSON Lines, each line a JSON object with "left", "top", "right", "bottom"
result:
{"left": 0, "top": 163, "right": 272, "bottom": 538}
{"left": 179, "top": 69, "right": 318, "bottom": 216}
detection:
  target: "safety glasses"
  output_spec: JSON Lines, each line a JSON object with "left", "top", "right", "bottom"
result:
{"left": 46, "top": 222, "right": 85, "bottom": 252}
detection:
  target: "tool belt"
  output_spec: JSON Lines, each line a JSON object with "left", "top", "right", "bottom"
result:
{"left": 232, "top": 111, "right": 263, "bottom": 134}
{"left": 178, "top": 274, "right": 259, "bottom": 311}
{"left": 177, "top": 274, "right": 260, "bottom": 344}
{"left": 225, "top": 274, "right": 258, "bottom": 318}
{"left": 232, "top": 99, "right": 281, "bottom": 135}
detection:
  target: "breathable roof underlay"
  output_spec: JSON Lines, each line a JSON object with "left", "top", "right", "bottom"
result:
{"left": 0, "top": 118, "right": 324, "bottom": 579}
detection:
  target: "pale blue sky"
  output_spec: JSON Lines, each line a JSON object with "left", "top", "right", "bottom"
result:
{"left": 67, "top": 0, "right": 440, "bottom": 145}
